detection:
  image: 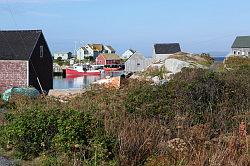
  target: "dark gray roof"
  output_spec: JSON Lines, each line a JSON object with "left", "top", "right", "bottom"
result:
{"left": 154, "top": 43, "right": 181, "bottom": 54}
{"left": 0, "top": 30, "right": 42, "bottom": 60}
{"left": 232, "top": 36, "right": 250, "bottom": 48}
{"left": 106, "top": 45, "right": 116, "bottom": 52}
{"left": 129, "top": 49, "right": 136, "bottom": 54}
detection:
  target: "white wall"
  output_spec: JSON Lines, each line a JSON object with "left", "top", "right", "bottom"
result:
{"left": 54, "top": 53, "right": 69, "bottom": 60}
{"left": 122, "top": 50, "right": 134, "bottom": 59}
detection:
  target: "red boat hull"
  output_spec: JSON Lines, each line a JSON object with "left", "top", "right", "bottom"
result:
{"left": 66, "top": 68, "right": 101, "bottom": 76}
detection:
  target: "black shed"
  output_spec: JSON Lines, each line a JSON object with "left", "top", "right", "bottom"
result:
{"left": 0, "top": 30, "right": 53, "bottom": 93}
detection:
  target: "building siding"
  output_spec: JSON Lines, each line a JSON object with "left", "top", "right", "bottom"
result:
{"left": 0, "top": 60, "right": 28, "bottom": 93}
{"left": 96, "top": 55, "right": 106, "bottom": 65}
{"left": 232, "top": 48, "right": 250, "bottom": 56}
{"left": 29, "top": 33, "right": 53, "bottom": 92}
{"left": 125, "top": 53, "right": 152, "bottom": 73}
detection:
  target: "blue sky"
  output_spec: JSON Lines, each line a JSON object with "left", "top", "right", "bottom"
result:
{"left": 0, "top": 0, "right": 250, "bottom": 56}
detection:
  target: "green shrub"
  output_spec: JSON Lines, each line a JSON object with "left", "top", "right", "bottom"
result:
{"left": 224, "top": 56, "right": 250, "bottom": 69}
{"left": 3, "top": 108, "right": 58, "bottom": 159}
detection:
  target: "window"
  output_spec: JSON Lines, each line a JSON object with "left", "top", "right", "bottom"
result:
{"left": 40, "top": 46, "right": 44, "bottom": 58}
{"left": 248, "top": 52, "right": 250, "bottom": 55}
{"left": 233, "top": 51, "right": 236, "bottom": 55}
{"left": 137, "top": 63, "right": 141, "bottom": 66}
{"left": 237, "top": 51, "right": 241, "bottom": 55}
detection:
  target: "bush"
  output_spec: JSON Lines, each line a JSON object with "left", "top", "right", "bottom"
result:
{"left": 0, "top": 65, "right": 249, "bottom": 165}
{"left": 224, "top": 56, "right": 250, "bottom": 69}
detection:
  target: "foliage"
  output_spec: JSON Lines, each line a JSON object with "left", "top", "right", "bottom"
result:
{"left": 224, "top": 56, "right": 250, "bottom": 69}
{"left": 141, "top": 66, "right": 166, "bottom": 79}
{"left": 0, "top": 64, "right": 249, "bottom": 165}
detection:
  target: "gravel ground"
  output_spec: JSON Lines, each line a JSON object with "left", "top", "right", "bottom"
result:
{"left": 0, "top": 156, "right": 15, "bottom": 166}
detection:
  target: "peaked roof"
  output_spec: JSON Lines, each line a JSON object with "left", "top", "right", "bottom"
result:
{"left": 91, "top": 44, "right": 103, "bottom": 51}
{"left": 80, "top": 47, "right": 88, "bottom": 51}
{"left": 0, "top": 30, "right": 42, "bottom": 60}
{"left": 154, "top": 43, "right": 181, "bottom": 54}
{"left": 128, "top": 49, "right": 136, "bottom": 53}
{"left": 128, "top": 52, "right": 145, "bottom": 60}
{"left": 101, "top": 53, "right": 121, "bottom": 60}
{"left": 232, "top": 36, "right": 250, "bottom": 48}
{"left": 106, "top": 45, "right": 115, "bottom": 52}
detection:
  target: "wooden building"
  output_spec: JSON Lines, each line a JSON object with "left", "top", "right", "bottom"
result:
{"left": 125, "top": 52, "right": 152, "bottom": 73}
{"left": 96, "top": 53, "right": 122, "bottom": 66}
{"left": 0, "top": 30, "right": 53, "bottom": 93}
{"left": 231, "top": 36, "right": 250, "bottom": 57}
{"left": 153, "top": 43, "right": 181, "bottom": 62}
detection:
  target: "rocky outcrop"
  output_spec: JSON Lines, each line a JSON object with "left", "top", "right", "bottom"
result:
{"left": 164, "top": 58, "right": 206, "bottom": 74}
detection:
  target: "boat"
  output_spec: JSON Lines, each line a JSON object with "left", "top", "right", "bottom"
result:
{"left": 103, "top": 67, "right": 121, "bottom": 71}
{"left": 66, "top": 65, "right": 101, "bottom": 76}
{"left": 103, "top": 65, "right": 122, "bottom": 71}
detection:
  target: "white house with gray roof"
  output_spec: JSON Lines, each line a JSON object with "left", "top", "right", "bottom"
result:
{"left": 231, "top": 36, "right": 250, "bottom": 57}
{"left": 153, "top": 43, "right": 181, "bottom": 62}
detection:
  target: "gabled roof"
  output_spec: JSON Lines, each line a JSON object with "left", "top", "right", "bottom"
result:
{"left": 128, "top": 49, "right": 136, "bottom": 54}
{"left": 92, "top": 44, "right": 103, "bottom": 51}
{"left": 154, "top": 43, "right": 181, "bottom": 54}
{"left": 232, "top": 36, "right": 250, "bottom": 48}
{"left": 106, "top": 45, "right": 115, "bottom": 52}
{"left": 127, "top": 52, "right": 145, "bottom": 60}
{"left": 0, "top": 30, "right": 42, "bottom": 60}
{"left": 101, "top": 53, "right": 121, "bottom": 60}
{"left": 80, "top": 47, "right": 88, "bottom": 51}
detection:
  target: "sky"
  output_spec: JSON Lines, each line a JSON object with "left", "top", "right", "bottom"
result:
{"left": 0, "top": 0, "right": 250, "bottom": 57}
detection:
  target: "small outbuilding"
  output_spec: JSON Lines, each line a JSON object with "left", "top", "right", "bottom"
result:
{"left": 96, "top": 53, "right": 122, "bottom": 66}
{"left": 0, "top": 30, "right": 53, "bottom": 93}
{"left": 153, "top": 43, "right": 181, "bottom": 62}
{"left": 125, "top": 52, "right": 152, "bottom": 73}
{"left": 231, "top": 36, "right": 250, "bottom": 57}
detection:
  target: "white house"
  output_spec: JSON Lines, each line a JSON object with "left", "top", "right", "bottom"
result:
{"left": 153, "top": 43, "right": 181, "bottom": 62}
{"left": 104, "top": 45, "right": 116, "bottom": 54}
{"left": 54, "top": 52, "right": 72, "bottom": 60}
{"left": 76, "top": 47, "right": 89, "bottom": 60}
{"left": 122, "top": 49, "right": 136, "bottom": 59}
{"left": 76, "top": 44, "right": 116, "bottom": 60}
{"left": 125, "top": 52, "right": 152, "bottom": 73}
{"left": 231, "top": 36, "right": 250, "bottom": 57}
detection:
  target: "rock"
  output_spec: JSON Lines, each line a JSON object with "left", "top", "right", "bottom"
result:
{"left": 48, "top": 89, "right": 86, "bottom": 102}
{"left": 152, "top": 76, "right": 160, "bottom": 84}
{"left": 0, "top": 156, "right": 15, "bottom": 166}
{"left": 164, "top": 73, "right": 174, "bottom": 80}
{"left": 165, "top": 59, "right": 191, "bottom": 74}
{"left": 93, "top": 76, "right": 121, "bottom": 89}
{"left": 165, "top": 58, "right": 206, "bottom": 74}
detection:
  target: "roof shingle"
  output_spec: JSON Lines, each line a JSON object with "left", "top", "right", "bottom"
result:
{"left": 232, "top": 36, "right": 250, "bottom": 48}
{"left": 154, "top": 43, "right": 181, "bottom": 54}
{"left": 101, "top": 53, "right": 121, "bottom": 60}
{"left": 0, "top": 30, "right": 42, "bottom": 60}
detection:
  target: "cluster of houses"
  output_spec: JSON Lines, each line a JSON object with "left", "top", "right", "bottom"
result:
{"left": 0, "top": 29, "right": 249, "bottom": 94}
{"left": 53, "top": 42, "right": 184, "bottom": 73}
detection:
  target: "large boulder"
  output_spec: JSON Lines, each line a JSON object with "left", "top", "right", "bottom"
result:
{"left": 165, "top": 58, "right": 206, "bottom": 74}
{"left": 165, "top": 59, "right": 191, "bottom": 74}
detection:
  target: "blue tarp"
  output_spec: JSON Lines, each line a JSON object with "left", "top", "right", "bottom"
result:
{"left": 1, "top": 87, "right": 40, "bottom": 102}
